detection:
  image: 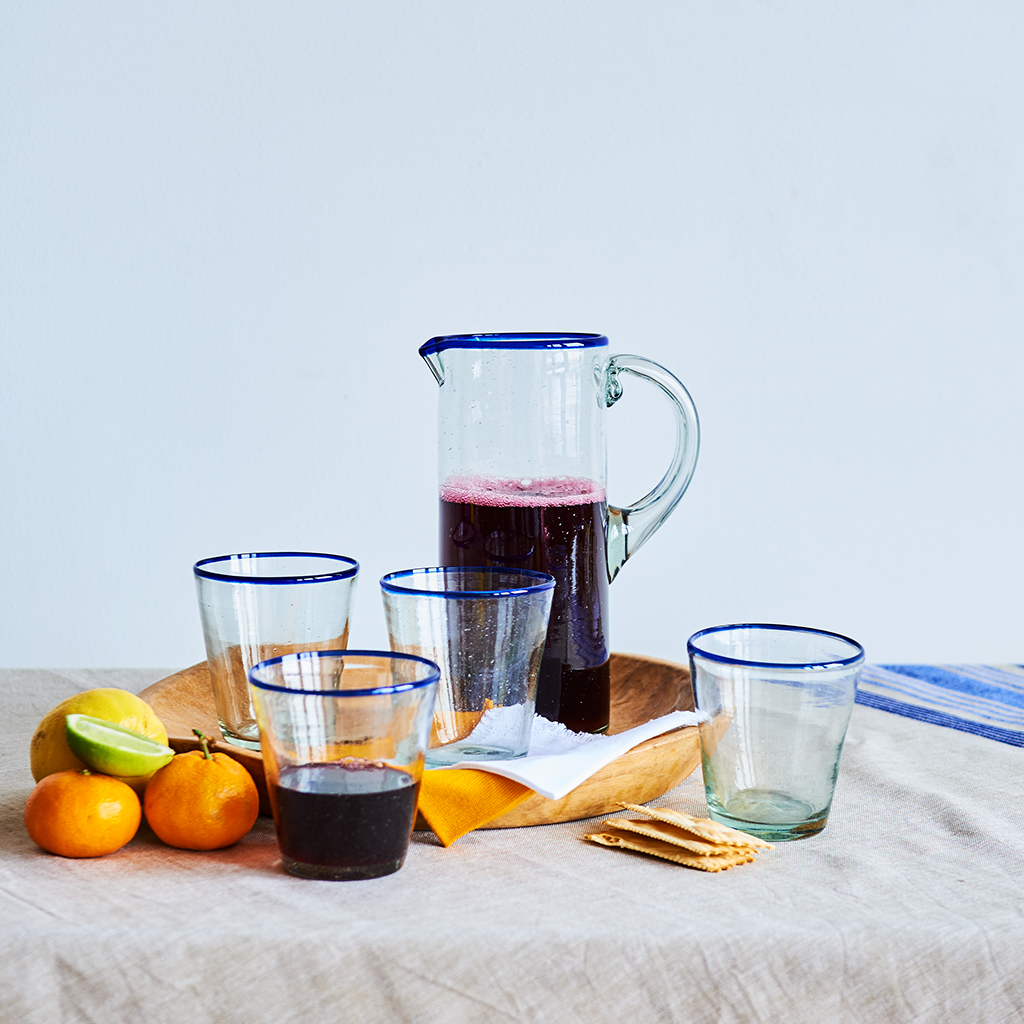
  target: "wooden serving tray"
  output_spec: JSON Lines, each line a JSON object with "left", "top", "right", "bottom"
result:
{"left": 138, "top": 652, "right": 700, "bottom": 828}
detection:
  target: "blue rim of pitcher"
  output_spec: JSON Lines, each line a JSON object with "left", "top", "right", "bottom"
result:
{"left": 380, "top": 566, "right": 556, "bottom": 598}
{"left": 687, "top": 623, "right": 865, "bottom": 670}
{"left": 194, "top": 552, "right": 360, "bottom": 584}
{"left": 248, "top": 650, "right": 440, "bottom": 697}
{"left": 420, "top": 333, "right": 609, "bottom": 357}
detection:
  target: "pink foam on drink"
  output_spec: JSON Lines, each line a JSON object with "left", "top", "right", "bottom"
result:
{"left": 441, "top": 474, "right": 606, "bottom": 507}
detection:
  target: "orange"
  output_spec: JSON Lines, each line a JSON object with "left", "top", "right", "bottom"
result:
{"left": 144, "top": 737, "right": 259, "bottom": 851}
{"left": 24, "top": 769, "right": 142, "bottom": 858}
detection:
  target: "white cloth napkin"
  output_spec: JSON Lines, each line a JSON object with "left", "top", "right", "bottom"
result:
{"left": 437, "top": 709, "right": 703, "bottom": 800}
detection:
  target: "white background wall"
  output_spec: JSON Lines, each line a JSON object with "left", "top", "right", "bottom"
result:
{"left": 2, "top": 1, "right": 1022, "bottom": 669}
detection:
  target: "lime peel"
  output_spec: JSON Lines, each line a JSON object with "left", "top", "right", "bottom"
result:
{"left": 65, "top": 714, "right": 175, "bottom": 778}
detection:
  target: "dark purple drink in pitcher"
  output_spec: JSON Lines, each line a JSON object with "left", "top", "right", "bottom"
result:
{"left": 440, "top": 475, "right": 610, "bottom": 733}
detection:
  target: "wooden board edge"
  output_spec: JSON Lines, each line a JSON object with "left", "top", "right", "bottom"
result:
{"left": 479, "top": 725, "right": 701, "bottom": 828}
{"left": 140, "top": 654, "right": 701, "bottom": 827}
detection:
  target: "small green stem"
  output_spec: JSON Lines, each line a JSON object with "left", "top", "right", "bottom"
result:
{"left": 192, "top": 728, "right": 213, "bottom": 759}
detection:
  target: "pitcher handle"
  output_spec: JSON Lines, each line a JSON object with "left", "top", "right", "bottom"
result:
{"left": 603, "top": 354, "right": 700, "bottom": 583}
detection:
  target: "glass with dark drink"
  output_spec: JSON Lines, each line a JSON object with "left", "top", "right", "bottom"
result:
{"left": 421, "top": 333, "right": 700, "bottom": 734}
{"left": 270, "top": 761, "right": 420, "bottom": 879}
{"left": 249, "top": 650, "right": 438, "bottom": 881}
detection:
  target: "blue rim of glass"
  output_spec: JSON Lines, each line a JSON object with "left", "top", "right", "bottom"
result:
{"left": 420, "top": 333, "right": 609, "bottom": 357}
{"left": 687, "top": 623, "right": 865, "bottom": 669}
{"left": 194, "top": 551, "right": 359, "bottom": 585}
{"left": 248, "top": 650, "right": 440, "bottom": 697}
{"left": 380, "top": 566, "right": 556, "bottom": 598}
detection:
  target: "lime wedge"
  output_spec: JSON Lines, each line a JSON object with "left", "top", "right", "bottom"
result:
{"left": 65, "top": 714, "right": 175, "bottom": 777}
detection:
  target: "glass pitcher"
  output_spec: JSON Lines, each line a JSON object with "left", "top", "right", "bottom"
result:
{"left": 420, "top": 332, "right": 699, "bottom": 734}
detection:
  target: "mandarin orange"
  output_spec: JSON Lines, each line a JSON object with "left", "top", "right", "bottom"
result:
{"left": 144, "top": 733, "right": 259, "bottom": 850}
{"left": 24, "top": 769, "right": 142, "bottom": 858}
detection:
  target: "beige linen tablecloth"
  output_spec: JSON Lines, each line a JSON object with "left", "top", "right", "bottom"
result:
{"left": 2, "top": 668, "right": 1023, "bottom": 1024}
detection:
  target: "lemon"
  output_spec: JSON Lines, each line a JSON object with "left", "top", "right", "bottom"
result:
{"left": 65, "top": 714, "right": 175, "bottom": 777}
{"left": 31, "top": 688, "right": 169, "bottom": 788}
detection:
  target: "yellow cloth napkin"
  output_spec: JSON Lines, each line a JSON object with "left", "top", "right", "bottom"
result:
{"left": 417, "top": 768, "right": 535, "bottom": 847}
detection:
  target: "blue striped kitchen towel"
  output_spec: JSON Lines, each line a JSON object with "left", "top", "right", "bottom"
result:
{"left": 856, "top": 664, "right": 1024, "bottom": 747}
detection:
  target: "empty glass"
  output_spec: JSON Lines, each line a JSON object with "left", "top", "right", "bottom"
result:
{"left": 688, "top": 624, "right": 864, "bottom": 842}
{"left": 249, "top": 650, "right": 438, "bottom": 880}
{"left": 380, "top": 567, "right": 555, "bottom": 765}
{"left": 194, "top": 552, "right": 359, "bottom": 749}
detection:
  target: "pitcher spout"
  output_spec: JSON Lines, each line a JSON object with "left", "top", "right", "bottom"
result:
{"left": 418, "top": 343, "right": 445, "bottom": 386}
